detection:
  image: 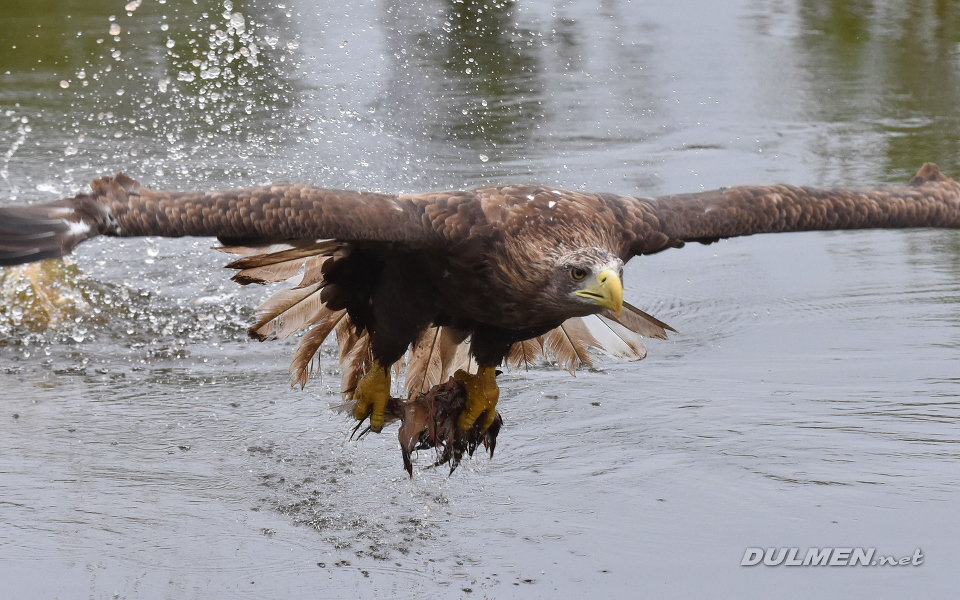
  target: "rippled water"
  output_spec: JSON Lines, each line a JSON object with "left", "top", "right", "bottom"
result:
{"left": 2, "top": 1, "right": 960, "bottom": 598}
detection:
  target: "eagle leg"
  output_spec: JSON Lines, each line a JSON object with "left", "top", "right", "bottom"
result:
{"left": 352, "top": 362, "right": 392, "bottom": 433}
{"left": 454, "top": 366, "right": 500, "bottom": 432}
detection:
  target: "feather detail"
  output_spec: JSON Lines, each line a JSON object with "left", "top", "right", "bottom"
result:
{"left": 581, "top": 314, "right": 648, "bottom": 361}
{"left": 225, "top": 240, "right": 342, "bottom": 285}
{"left": 288, "top": 307, "right": 348, "bottom": 389}
{"left": 225, "top": 240, "right": 342, "bottom": 269}
{"left": 505, "top": 337, "right": 547, "bottom": 370}
{"left": 543, "top": 318, "right": 600, "bottom": 375}
{"left": 602, "top": 301, "right": 675, "bottom": 340}
{"left": 405, "top": 326, "right": 464, "bottom": 398}
{"left": 297, "top": 255, "right": 328, "bottom": 288}
{"left": 448, "top": 334, "right": 476, "bottom": 378}
{"left": 440, "top": 328, "right": 471, "bottom": 382}
{"left": 215, "top": 242, "right": 298, "bottom": 257}
{"left": 232, "top": 258, "right": 309, "bottom": 286}
{"left": 335, "top": 317, "right": 373, "bottom": 400}
{"left": 248, "top": 282, "right": 325, "bottom": 341}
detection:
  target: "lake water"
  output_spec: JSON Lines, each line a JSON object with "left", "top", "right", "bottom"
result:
{"left": 2, "top": 0, "right": 960, "bottom": 598}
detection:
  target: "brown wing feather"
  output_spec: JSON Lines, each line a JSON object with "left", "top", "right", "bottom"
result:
{"left": 585, "top": 315, "right": 648, "bottom": 361}
{"left": 248, "top": 282, "right": 325, "bottom": 341}
{"left": 602, "top": 302, "right": 675, "bottom": 340}
{"left": 6, "top": 166, "right": 960, "bottom": 271}
{"left": 543, "top": 319, "right": 601, "bottom": 375}
{"left": 224, "top": 240, "right": 343, "bottom": 285}
{"left": 335, "top": 317, "right": 374, "bottom": 400}
{"left": 637, "top": 163, "right": 960, "bottom": 255}
{"left": 405, "top": 326, "right": 464, "bottom": 398}
{"left": 288, "top": 308, "right": 348, "bottom": 388}
{"left": 105, "top": 178, "right": 487, "bottom": 247}
{"left": 505, "top": 337, "right": 547, "bottom": 370}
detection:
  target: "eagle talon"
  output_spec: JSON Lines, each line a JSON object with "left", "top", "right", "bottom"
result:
{"left": 352, "top": 362, "right": 391, "bottom": 433}
{"left": 454, "top": 366, "right": 500, "bottom": 432}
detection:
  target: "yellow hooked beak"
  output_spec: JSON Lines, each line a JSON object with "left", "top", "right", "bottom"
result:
{"left": 575, "top": 269, "right": 623, "bottom": 316}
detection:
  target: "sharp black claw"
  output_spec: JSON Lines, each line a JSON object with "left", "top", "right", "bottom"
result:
{"left": 349, "top": 419, "right": 368, "bottom": 440}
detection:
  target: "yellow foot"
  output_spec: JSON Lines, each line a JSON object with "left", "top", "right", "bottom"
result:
{"left": 353, "top": 362, "right": 391, "bottom": 432}
{"left": 455, "top": 366, "right": 500, "bottom": 432}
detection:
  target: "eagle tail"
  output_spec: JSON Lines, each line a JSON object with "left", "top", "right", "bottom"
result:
{"left": 0, "top": 174, "right": 135, "bottom": 266}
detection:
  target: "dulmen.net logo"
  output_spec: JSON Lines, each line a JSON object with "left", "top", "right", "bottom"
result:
{"left": 741, "top": 548, "right": 924, "bottom": 567}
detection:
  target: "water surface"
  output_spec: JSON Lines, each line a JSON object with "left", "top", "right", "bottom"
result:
{"left": 2, "top": 1, "right": 960, "bottom": 598}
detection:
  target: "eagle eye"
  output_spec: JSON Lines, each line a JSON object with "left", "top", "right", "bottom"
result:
{"left": 570, "top": 266, "right": 588, "bottom": 281}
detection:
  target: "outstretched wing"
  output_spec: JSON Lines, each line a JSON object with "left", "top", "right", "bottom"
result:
{"left": 623, "top": 163, "right": 960, "bottom": 256}
{"left": 0, "top": 174, "right": 494, "bottom": 266}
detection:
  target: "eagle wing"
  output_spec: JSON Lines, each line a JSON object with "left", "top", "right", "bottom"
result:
{"left": 4, "top": 165, "right": 960, "bottom": 397}
{"left": 0, "top": 174, "right": 499, "bottom": 266}
{"left": 628, "top": 163, "right": 960, "bottom": 256}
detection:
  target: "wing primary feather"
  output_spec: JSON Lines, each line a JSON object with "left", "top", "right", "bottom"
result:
{"left": 215, "top": 242, "right": 299, "bottom": 257}
{"left": 543, "top": 318, "right": 600, "bottom": 374}
{"left": 601, "top": 301, "right": 675, "bottom": 339}
{"left": 225, "top": 241, "right": 341, "bottom": 286}
{"left": 505, "top": 337, "right": 546, "bottom": 370}
{"left": 248, "top": 282, "right": 325, "bottom": 341}
{"left": 405, "top": 327, "right": 443, "bottom": 398}
{"left": 405, "top": 326, "right": 464, "bottom": 398}
{"left": 224, "top": 240, "right": 343, "bottom": 269}
{"left": 335, "top": 318, "right": 373, "bottom": 400}
{"left": 288, "top": 308, "right": 348, "bottom": 388}
{"left": 584, "top": 314, "right": 648, "bottom": 361}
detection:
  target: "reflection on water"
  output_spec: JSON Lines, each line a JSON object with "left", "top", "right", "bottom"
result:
{"left": 791, "top": 0, "right": 960, "bottom": 182}
{"left": 2, "top": 0, "right": 960, "bottom": 597}
{"left": 0, "top": 0, "right": 300, "bottom": 191}
{"left": 416, "top": 0, "right": 544, "bottom": 151}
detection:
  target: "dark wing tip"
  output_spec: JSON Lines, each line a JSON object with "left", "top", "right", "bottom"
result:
{"left": 0, "top": 205, "right": 86, "bottom": 267}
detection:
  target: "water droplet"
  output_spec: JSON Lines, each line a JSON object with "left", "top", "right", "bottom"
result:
{"left": 109, "top": 23, "right": 121, "bottom": 36}
{"left": 59, "top": 80, "right": 70, "bottom": 88}
{"left": 479, "top": 154, "right": 489, "bottom": 163}
{"left": 166, "top": 39, "right": 175, "bottom": 48}
{"left": 177, "top": 71, "right": 196, "bottom": 82}
{"left": 124, "top": 0, "right": 142, "bottom": 11}
{"left": 116, "top": 88, "right": 125, "bottom": 96}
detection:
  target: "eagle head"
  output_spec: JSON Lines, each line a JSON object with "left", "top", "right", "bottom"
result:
{"left": 549, "top": 247, "right": 624, "bottom": 317}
